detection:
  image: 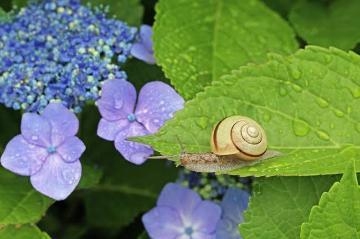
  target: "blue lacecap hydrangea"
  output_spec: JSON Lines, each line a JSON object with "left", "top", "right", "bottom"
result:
{"left": 0, "top": 0, "right": 136, "bottom": 112}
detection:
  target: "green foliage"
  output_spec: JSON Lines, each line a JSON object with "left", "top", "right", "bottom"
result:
{"left": 83, "top": 0, "right": 144, "bottom": 26}
{"left": 0, "top": 224, "right": 50, "bottom": 239}
{"left": 11, "top": 0, "right": 27, "bottom": 8}
{"left": 123, "top": 58, "right": 168, "bottom": 91}
{"left": 300, "top": 161, "right": 360, "bottom": 238}
{"left": 0, "top": 168, "right": 54, "bottom": 225}
{"left": 84, "top": 159, "right": 178, "bottom": 228}
{"left": 153, "top": 0, "right": 297, "bottom": 99}
{"left": 240, "top": 175, "right": 339, "bottom": 238}
{"left": 289, "top": 0, "right": 360, "bottom": 50}
{"left": 138, "top": 46, "right": 360, "bottom": 177}
{"left": 77, "top": 106, "right": 179, "bottom": 229}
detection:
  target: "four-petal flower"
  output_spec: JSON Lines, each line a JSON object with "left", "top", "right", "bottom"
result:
{"left": 142, "top": 183, "right": 222, "bottom": 239}
{"left": 0, "top": 103, "right": 85, "bottom": 200}
{"left": 96, "top": 79, "right": 184, "bottom": 164}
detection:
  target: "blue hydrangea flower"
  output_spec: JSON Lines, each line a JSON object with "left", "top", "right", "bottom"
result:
{"left": 96, "top": 79, "right": 184, "bottom": 165}
{"left": 216, "top": 188, "right": 250, "bottom": 239}
{"left": 142, "top": 183, "right": 222, "bottom": 239}
{"left": 0, "top": 0, "right": 136, "bottom": 112}
{"left": 177, "top": 169, "right": 252, "bottom": 200}
{"left": 0, "top": 103, "right": 85, "bottom": 200}
{"left": 130, "top": 24, "right": 155, "bottom": 64}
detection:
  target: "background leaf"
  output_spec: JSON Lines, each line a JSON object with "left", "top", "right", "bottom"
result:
{"left": 0, "top": 168, "right": 54, "bottom": 225}
{"left": 137, "top": 46, "right": 360, "bottom": 176}
{"left": 153, "top": 0, "right": 298, "bottom": 99}
{"left": 0, "top": 224, "right": 50, "bottom": 239}
{"left": 83, "top": 0, "right": 144, "bottom": 26}
{"left": 289, "top": 0, "right": 360, "bottom": 50}
{"left": 300, "top": 161, "right": 360, "bottom": 238}
{"left": 239, "top": 175, "right": 338, "bottom": 239}
{"left": 77, "top": 106, "right": 179, "bottom": 229}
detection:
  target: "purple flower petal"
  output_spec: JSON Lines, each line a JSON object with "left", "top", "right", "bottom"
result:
{"left": 192, "top": 201, "right": 221, "bottom": 234}
{"left": 130, "top": 43, "right": 156, "bottom": 64}
{"left": 114, "top": 122, "right": 153, "bottom": 164}
{"left": 21, "top": 113, "right": 51, "bottom": 147}
{"left": 142, "top": 206, "right": 183, "bottom": 239}
{"left": 216, "top": 218, "right": 241, "bottom": 239}
{"left": 130, "top": 25, "right": 155, "bottom": 64}
{"left": 30, "top": 154, "right": 81, "bottom": 200}
{"left": 41, "top": 103, "right": 79, "bottom": 146}
{"left": 221, "top": 188, "right": 249, "bottom": 222}
{"left": 135, "top": 81, "right": 184, "bottom": 133}
{"left": 140, "top": 25, "right": 153, "bottom": 51}
{"left": 192, "top": 232, "right": 216, "bottom": 239}
{"left": 216, "top": 188, "right": 250, "bottom": 239}
{"left": 97, "top": 79, "right": 136, "bottom": 121}
{"left": 57, "top": 137, "right": 86, "bottom": 163}
{"left": 97, "top": 118, "right": 129, "bottom": 141}
{"left": 157, "top": 183, "right": 201, "bottom": 222}
{"left": 1, "top": 135, "right": 47, "bottom": 176}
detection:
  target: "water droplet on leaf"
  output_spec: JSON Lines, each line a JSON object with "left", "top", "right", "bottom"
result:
{"left": 316, "top": 130, "right": 330, "bottom": 141}
{"left": 292, "top": 119, "right": 310, "bottom": 136}
{"left": 196, "top": 117, "right": 208, "bottom": 129}
{"left": 315, "top": 97, "right": 328, "bottom": 108}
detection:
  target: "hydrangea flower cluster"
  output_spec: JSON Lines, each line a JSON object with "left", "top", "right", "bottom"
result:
{"left": 0, "top": 0, "right": 136, "bottom": 112}
{"left": 96, "top": 79, "right": 184, "bottom": 164}
{"left": 142, "top": 183, "right": 222, "bottom": 239}
{"left": 177, "top": 169, "right": 252, "bottom": 200}
{"left": 0, "top": 103, "right": 85, "bottom": 200}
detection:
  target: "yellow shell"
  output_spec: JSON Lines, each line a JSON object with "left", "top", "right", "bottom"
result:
{"left": 210, "top": 116, "right": 267, "bottom": 161}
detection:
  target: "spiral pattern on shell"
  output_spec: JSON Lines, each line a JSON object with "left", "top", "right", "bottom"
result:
{"left": 211, "top": 115, "right": 267, "bottom": 160}
{"left": 231, "top": 119, "right": 267, "bottom": 156}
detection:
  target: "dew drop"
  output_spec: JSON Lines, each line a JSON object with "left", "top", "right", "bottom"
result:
{"left": 279, "top": 86, "right": 287, "bottom": 96}
{"left": 248, "top": 167, "right": 258, "bottom": 172}
{"left": 333, "top": 109, "right": 344, "bottom": 117}
{"left": 347, "top": 106, "right": 352, "bottom": 114}
{"left": 196, "top": 117, "right": 208, "bottom": 129}
{"left": 315, "top": 97, "right": 329, "bottom": 108}
{"left": 350, "top": 87, "right": 360, "bottom": 98}
{"left": 289, "top": 65, "right": 301, "bottom": 80}
{"left": 31, "top": 135, "right": 39, "bottom": 141}
{"left": 292, "top": 119, "right": 310, "bottom": 136}
{"left": 114, "top": 99, "right": 123, "bottom": 110}
{"left": 316, "top": 130, "right": 330, "bottom": 141}
{"left": 292, "top": 84, "right": 302, "bottom": 92}
{"left": 262, "top": 112, "right": 271, "bottom": 122}
{"left": 324, "top": 55, "right": 332, "bottom": 64}
{"left": 330, "top": 123, "right": 335, "bottom": 129}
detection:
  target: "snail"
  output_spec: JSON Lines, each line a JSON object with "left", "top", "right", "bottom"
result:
{"left": 150, "top": 115, "right": 280, "bottom": 172}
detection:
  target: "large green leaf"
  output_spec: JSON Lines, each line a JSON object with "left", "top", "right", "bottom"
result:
{"left": 0, "top": 224, "right": 50, "bottom": 239}
{"left": 239, "top": 175, "right": 338, "bottom": 239}
{"left": 0, "top": 168, "right": 53, "bottom": 225}
{"left": 83, "top": 0, "right": 143, "bottom": 26}
{"left": 153, "top": 0, "right": 297, "bottom": 99}
{"left": 137, "top": 46, "right": 360, "bottom": 176}
{"left": 300, "top": 161, "right": 360, "bottom": 238}
{"left": 289, "top": 0, "right": 360, "bottom": 50}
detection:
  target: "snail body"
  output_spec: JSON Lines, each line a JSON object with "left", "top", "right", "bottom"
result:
{"left": 149, "top": 115, "right": 280, "bottom": 172}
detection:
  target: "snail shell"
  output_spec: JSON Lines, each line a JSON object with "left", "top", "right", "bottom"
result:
{"left": 211, "top": 115, "right": 267, "bottom": 161}
{"left": 179, "top": 116, "right": 280, "bottom": 172}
